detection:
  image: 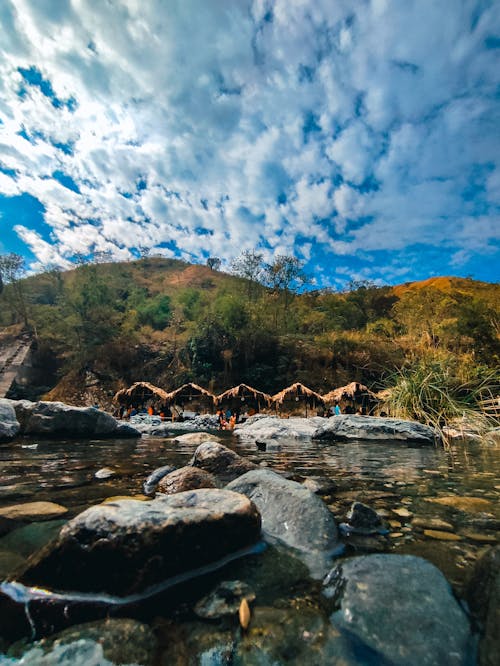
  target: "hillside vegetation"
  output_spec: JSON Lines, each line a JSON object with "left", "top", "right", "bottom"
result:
{"left": 0, "top": 254, "right": 498, "bottom": 412}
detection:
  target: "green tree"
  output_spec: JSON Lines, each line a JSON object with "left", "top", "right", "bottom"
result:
{"left": 0, "top": 253, "right": 29, "bottom": 326}
{"left": 206, "top": 257, "right": 221, "bottom": 271}
{"left": 137, "top": 294, "right": 172, "bottom": 330}
{"left": 263, "top": 255, "right": 308, "bottom": 330}
{"left": 230, "top": 249, "right": 264, "bottom": 300}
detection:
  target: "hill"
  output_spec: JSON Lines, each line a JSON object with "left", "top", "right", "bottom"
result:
{"left": 0, "top": 257, "right": 498, "bottom": 407}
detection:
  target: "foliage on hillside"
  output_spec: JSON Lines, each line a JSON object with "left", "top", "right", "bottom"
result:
{"left": 0, "top": 253, "right": 498, "bottom": 407}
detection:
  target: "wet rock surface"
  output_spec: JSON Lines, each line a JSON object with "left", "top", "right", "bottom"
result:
{"left": 15, "top": 489, "right": 262, "bottom": 596}
{"left": 324, "top": 554, "right": 474, "bottom": 666}
{"left": 0, "top": 501, "right": 68, "bottom": 521}
{"left": 134, "top": 414, "right": 219, "bottom": 435}
{"left": 464, "top": 544, "right": 500, "bottom": 666}
{"left": 340, "top": 501, "right": 384, "bottom": 535}
{"left": 7, "top": 618, "right": 157, "bottom": 666}
{"left": 194, "top": 579, "right": 255, "bottom": 619}
{"left": 190, "top": 441, "right": 257, "bottom": 483}
{"left": 314, "top": 414, "right": 438, "bottom": 444}
{"left": 0, "top": 399, "right": 20, "bottom": 442}
{"left": 171, "top": 432, "right": 220, "bottom": 445}
{"left": 6, "top": 399, "right": 141, "bottom": 439}
{"left": 227, "top": 468, "right": 339, "bottom": 578}
{"left": 157, "top": 466, "right": 218, "bottom": 494}
{"left": 235, "top": 414, "right": 324, "bottom": 440}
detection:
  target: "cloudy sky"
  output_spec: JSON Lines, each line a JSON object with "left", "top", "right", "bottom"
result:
{"left": 0, "top": 0, "right": 499, "bottom": 287}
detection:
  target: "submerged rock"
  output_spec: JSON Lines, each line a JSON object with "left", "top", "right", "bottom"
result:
{"left": 191, "top": 441, "right": 257, "bottom": 483}
{"left": 427, "top": 496, "right": 494, "bottom": 513}
{"left": 7, "top": 618, "right": 157, "bottom": 666}
{"left": 340, "top": 501, "right": 384, "bottom": 535}
{"left": 0, "top": 502, "right": 68, "bottom": 521}
{"left": 227, "top": 468, "right": 340, "bottom": 578}
{"left": 324, "top": 554, "right": 474, "bottom": 666}
{"left": 194, "top": 580, "right": 255, "bottom": 620}
{"left": 464, "top": 544, "right": 500, "bottom": 666}
{"left": 0, "top": 399, "right": 20, "bottom": 442}
{"left": 14, "top": 489, "right": 261, "bottom": 596}
{"left": 5, "top": 399, "right": 140, "bottom": 440}
{"left": 157, "top": 466, "right": 218, "bottom": 494}
{"left": 313, "top": 415, "right": 438, "bottom": 444}
{"left": 235, "top": 415, "right": 323, "bottom": 440}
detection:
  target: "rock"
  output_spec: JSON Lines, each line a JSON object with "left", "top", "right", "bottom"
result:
{"left": 427, "top": 496, "right": 494, "bottom": 513}
{"left": 302, "top": 476, "right": 337, "bottom": 495}
{"left": 0, "top": 502, "right": 68, "bottom": 521}
{"left": 442, "top": 427, "right": 483, "bottom": 444}
{"left": 95, "top": 467, "right": 116, "bottom": 479}
{"left": 194, "top": 580, "right": 255, "bottom": 620}
{"left": 157, "top": 466, "right": 218, "bottom": 494}
{"left": 7, "top": 618, "right": 157, "bottom": 665}
{"left": 392, "top": 507, "right": 413, "bottom": 518}
{"left": 133, "top": 414, "right": 219, "bottom": 436}
{"left": 190, "top": 441, "right": 257, "bottom": 483}
{"left": 101, "top": 495, "right": 149, "bottom": 503}
{"left": 0, "top": 519, "right": 67, "bottom": 558}
{"left": 412, "top": 517, "right": 454, "bottom": 532}
{"left": 235, "top": 415, "right": 324, "bottom": 440}
{"left": 227, "top": 469, "right": 340, "bottom": 578}
{"left": 172, "top": 432, "right": 220, "bottom": 445}
{"left": 7, "top": 399, "right": 140, "bottom": 439}
{"left": 423, "top": 529, "right": 462, "bottom": 541}
{"left": 15, "top": 489, "right": 261, "bottom": 596}
{"left": 143, "top": 464, "right": 176, "bottom": 496}
{"left": 464, "top": 545, "right": 500, "bottom": 666}
{"left": 460, "top": 531, "right": 497, "bottom": 544}
{"left": 341, "top": 502, "right": 383, "bottom": 535}
{"left": 313, "top": 414, "right": 438, "bottom": 444}
{"left": 0, "top": 399, "right": 20, "bottom": 442}
{"left": 466, "top": 518, "right": 500, "bottom": 532}
{"left": 324, "top": 554, "right": 474, "bottom": 666}
{"left": 0, "top": 550, "right": 25, "bottom": 578}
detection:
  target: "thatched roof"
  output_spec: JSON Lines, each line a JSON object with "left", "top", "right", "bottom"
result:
{"left": 272, "top": 382, "right": 324, "bottom": 406}
{"left": 322, "top": 382, "right": 378, "bottom": 404}
{"left": 165, "top": 382, "right": 215, "bottom": 404}
{"left": 216, "top": 383, "right": 272, "bottom": 406}
{"left": 113, "top": 381, "right": 169, "bottom": 404}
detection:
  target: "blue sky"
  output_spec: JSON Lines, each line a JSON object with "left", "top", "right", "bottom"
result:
{"left": 0, "top": 0, "right": 499, "bottom": 288}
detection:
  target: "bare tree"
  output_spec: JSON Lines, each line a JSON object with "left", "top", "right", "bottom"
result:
{"left": 206, "top": 257, "right": 221, "bottom": 271}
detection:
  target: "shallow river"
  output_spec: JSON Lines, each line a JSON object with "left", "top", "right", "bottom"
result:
{"left": 0, "top": 433, "right": 498, "bottom": 661}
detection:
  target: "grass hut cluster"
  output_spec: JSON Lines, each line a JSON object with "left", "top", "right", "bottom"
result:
{"left": 113, "top": 379, "right": 378, "bottom": 419}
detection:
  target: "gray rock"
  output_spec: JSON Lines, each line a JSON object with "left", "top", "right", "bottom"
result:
{"left": 7, "top": 399, "right": 140, "bottom": 439}
{"left": 324, "top": 554, "right": 474, "bottom": 666}
{"left": 0, "top": 399, "right": 20, "bottom": 442}
{"left": 227, "top": 469, "right": 340, "bottom": 578}
{"left": 464, "top": 544, "right": 500, "bottom": 666}
{"left": 302, "top": 476, "right": 337, "bottom": 495}
{"left": 191, "top": 441, "right": 257, "bottom": 483}
{"left": 143, "top": 464, "right": 176, "bottom": 496}
{"left": 172, "top": 432, "right": 220, "bottom": 445}
{"left": 157, "top": 466, "right": 218, "bottom": 494}
{"left": 235, "top": 415, "right": 324, "bottom": 440}
{"left": 135, "top": 414, "right": 219, "bottom": 436}
{"left": 95, "top": 467, "right": 116, "bottom": 480}
{"left": 16, "top": 489, "right": 261, "bottom": 596}
{"left": 313, "top": 414, "right": 438, "bottom": 444}
{"left": 194, "top": 580, "right": 255, "bottom": 619}
{"left": 8, "top": 618, "right": 157, "bottom": 665}
{"left": 341, "top": 501, "right": 384, "bottom": 535}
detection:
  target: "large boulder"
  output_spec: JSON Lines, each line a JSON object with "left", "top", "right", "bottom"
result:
{"left": 235, "top": 415, "right": 324, "bottom": 440}
{"left": 464, "top": 544, "right": 500, "bottom": 666}
{"left": 0, "top": 399, "right": 20, "bottom": 442}
{"left": 190, "top": 441, "right": 257, "bottom": 483}
{"left": 227, "top": 469, "right": 340, "bottom": 578}
{"left": 13, "top": 489, "right": 261, "bottom": 596}
{"left": 157, "top": 466, "right": 218, "bottom": 494}
{"left": 324, "top": 554, "right": 474, "bottom": 666}
{"left": 133, "top": 414, "right": 219, "bottom": 436}
{"left": 7, "top": 399, "right": 141, "bottom": 439}
{"left": 313, "top": 414, "right": 438, "bottom": 444}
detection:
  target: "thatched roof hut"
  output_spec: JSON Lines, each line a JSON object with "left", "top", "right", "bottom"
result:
{"left": 216, "top": 384, "right": 272, "bottom": 413}
{"left": 113, "top": 381, "right": 169, "bottom": 406}
{"left": 322, "top": 382, "right": 378, "bottom": 414}
{"left": 165, "top": 383, "right": 215, "bottom": 413}
{"left": 272, "top": 382, "right": 324, "bottom": 416}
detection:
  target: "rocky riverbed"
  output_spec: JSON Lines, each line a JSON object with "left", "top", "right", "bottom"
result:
{"left": 0, "top": 405, "right": 498, "bottom": 664}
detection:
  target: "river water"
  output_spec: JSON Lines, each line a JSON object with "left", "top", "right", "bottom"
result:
{"left": 0, "top": 433, "right": 498, "bottom": 660}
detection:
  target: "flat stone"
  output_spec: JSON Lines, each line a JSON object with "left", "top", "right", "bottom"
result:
{"left": 324, "top": 554, "right": 474, "bottom": 666}
{"left": 157, "top": 466, "right": 218, "bottom": 494}
{"left": 412, "top": 517, "right": 454, "bottom": 532}
{"left": 427, "top": 496, "right": 494, "bottom": 513}
{"left": 423, "top": 530, "right": 462, "bottom": 541}
{"left": 16, "top": 489, "right": 261, "bottom": 596}
{"left": 101, "top": 495, "right": 149, "bottom": 503}
{"left": 235, "top": 415, "right": 324, "bottom": 440}
{"left": 392, "top": 507, "right": 413, "bottom": 518}
{"left": 313, "top": 415, "right": 438, "bottom": 444}
{"left": 172, "top": 432, "right": 220, "bottom": 445}
{"left": 460, "top": 531, "right": 497, "bottom": 544}
{"left": 0, "top": 501, "right": 68, "bottom": 521}
{"left": 191, "top": 441, "right": 257, "bottom": 483}
{"left": 227, "top": 468, "right": 339, "bottom": 578}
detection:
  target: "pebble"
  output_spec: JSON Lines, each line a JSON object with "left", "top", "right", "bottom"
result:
{"left": 390, "top": 532, "right": 403, "bottom": 538}
{"left": 423, "top": 530, "right": 462, "bottom": 541}
{"left": 392, "top": 508, "right": 413, "bottom": 518}
{"left": 412, "top": 517, "right": 454, "bottom": 532}
{"left": 460, "top": 531, "right": 498, "bottom": 544}
{"left": 427, "top": 496, "right": 493, "bottom": 513}
{"left": 95, "top": 467, "right": 116, "bottom": 479}
{"left": 388, "top": 520, "right": 401, "bottom": 528}
{"left": 0, "top": 501, "right": 68, "bottom": 521}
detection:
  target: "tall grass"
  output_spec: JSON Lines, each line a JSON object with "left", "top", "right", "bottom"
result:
{"left": 381, "top": 354, "right": 499, "bottom": 445}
